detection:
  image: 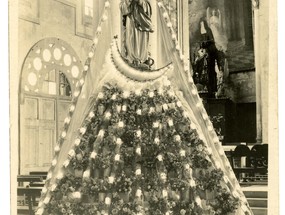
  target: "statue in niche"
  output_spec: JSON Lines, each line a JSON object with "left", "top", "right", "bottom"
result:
{"left": 206, "top": 7, "right": 228, "bottom": 52}
{"left": 120, "top": 0, "right": 154, "bottom": 69}
{"left": 192, "top": 15, "right": 227, "bottom": 98}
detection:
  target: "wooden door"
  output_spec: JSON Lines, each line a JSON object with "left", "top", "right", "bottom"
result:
{"left": 20, "top": 97, "right": 56, "bottom": 174}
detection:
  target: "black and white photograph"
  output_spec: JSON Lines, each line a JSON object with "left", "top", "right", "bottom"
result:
{"left": 8, "top": 0, "right": 279, "bottom": 214}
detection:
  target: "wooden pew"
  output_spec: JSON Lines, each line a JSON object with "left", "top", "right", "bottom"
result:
{"left": 17, "top": 175, "right": 44, "bottom": 215}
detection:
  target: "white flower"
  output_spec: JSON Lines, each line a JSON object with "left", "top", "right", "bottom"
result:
{"left": 168, "top": 90, "right": 175, "bottom": 97}
{"left": 135, "top": 168, "right": 141, "bottom": 175}
{"left": 108, "top": 176, "right": 115, "bottom": 184}
{"left": 52, "top": 159, "right": 57, "bottom": 166}
{"left": 183, "top": 111, "right": 189, "bottom": 118}
{"left": 162, "top": 104, "right": 168, "bottom": 110}
{"left": 83, "top": 170, "right": 90, "bottom": 178}
{"left": 207, "top": 148, "right": 213, "bottom": 155}
{"left": 163, "top": 12, "right": 168, "bottom": 18}
{"left": 196, "top": 102, "right": 203, "bottom": 108}
{"left": 190, "top": 123, "right": 196, "bottom": 130}
{"left": 136, "top": 109, "right": 142, "bottom": 115}
{"left": 190, "top": 179, "right": 196, "bottom": 187}
{"left": 160, "top": 172, "right": 167, "bottom": 181}
{"left": 123, "top": 91, "right": 130, "bottom": 98}
{"left": 176, "top": 101, "right": 182, "bottom": 107}
{"left": 69, "top": 105, "right": 75, "bottom": 112}
{"left": 74, "top": 138, "right": 81, "bottom": 146}
{"left": 149, "top": 91, "right": 154, "bottom": 98}
{"left": 179, "top": 150, "right": 186, "bottom": 157}
{"left": 168, "top": 119, "right": 173, "bottom": 126}
{"left": 116, "top": 138, "right": 122, "bottom": 145}
{"left": 174, "top": 135, "right": 181, "bottom": 142}
{"left": 118, "top": 121, "right": 124, "bottom": 128}
{"left": 136, "top": 189, "right": 142, "bottom": 197}
{"left": 116, "top": 105, "right": 121, "bottom": 112}
{"left": 154, "top": 137, "right": 160, "bottom": 144}
{"left": 153, "top": 121, "right": 159, "bottom": 128}
{"left": 149, "top": 107, "right": 155, "bottom": 113}
{"left": 63, "top": 159, "right": 70, "bottom": 167}
{"left": 207, "top": 125, "right": 213, "bottom": 131}
{"left": 105, "top": 197, "right": 111, "bottom": 205}
{"left": 42, "top": 187, "right": 47, "bottom": 194}
{"left": 97, "top": 92, "right": 104, "bottom": 99}
{"left": 157, "top": 154, "right": 163, "bottom": 161}
{"left": 89, "top": 111, "right": 95, "bottom": 118}
{"left": 105, "top": 112, "right": 112, "bottom": 119}
{"left": 79, "top": 127, "right": 86, "bottom": 134}
{"left": 36, "top": 208, "right": 44, "bottom": 215}
{"left": 47, "top": 172, "right": 52, "bottom": 180}
{"left": 135, "top": 89, "right": 141, "bottom": 95}
{"left": 54, "top": 145, "right": 60, "bottom": 152}
{"left": 195, "top": 196, "right": 201, "bottom": 206}
{"left": 184, "top": 164, "right": 190, "bottom": 170}
{"left": 72, "top": 192, "right": 82, "bottom": 199}
{"left": 191, "top": 89, "right": 198, "bottom": 95}
{"left": 136, "top": 147, "right": 141, "bottom": 155}
{"left": 51, "top": 184, "right": 57, "bottom": 191}
{"left": 74, "top": 91, "right": 80, "bottom": 97}
{"left": 61, "top": 131, "right": 67, "bottom": 138}
{"left": 56, "top": 172, "right": 64, "bottom": 180}
{"left": 93, "top": 37, "right": 99, "bottom": 45}
{"left": 64, "top": 117, "right": 71, "bottom": 124}
{"left": 90, "top": 151, "right": 97, "bottom": 159}
{"left": 43, "top": 196, "right": 51, "bottom": 204}
{"left": 97, "top": 26, "right": 102, "bottom": 33}
{"left": 122, "top": 105, "right": 127, "bottom": 112}
{"left": 136, "top": 130, "right": 142, "bottom": 137}
{"left": 68, "top": 149, "right": 75, "bottom": 157}
{"left": 111, "top": 94, "right": 117, "bottom": 100}
{"left": 115, "top": 154, "right": 120, "bottom": 161}
{"left": 88, "top": 51, "right": 94, "bottom": 58}
{"left": 215, "top": 162, "right": 221, "bottom": 169}
{"left": 164, "top": 80, "right": 171, "bottom": 86}
{"left": 98, "top": 129, "right": 105, "bottom": 137}
{"left": 84, "top": 65, "right": 89, "bottom": 71}
{"left": 162, "top": 189, "right": 168, "bottom": 198}
{"left": 104, "top": 1, "right": 110, "bottom": 8}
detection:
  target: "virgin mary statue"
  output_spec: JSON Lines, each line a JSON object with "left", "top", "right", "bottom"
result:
{"left": 120, "top": 0, "right": 154, "bottom": 67}
{"left": 35, "top": 1, "right": 253, "bottom": 215}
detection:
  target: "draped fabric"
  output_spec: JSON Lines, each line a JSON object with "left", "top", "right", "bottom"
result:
{"left": 36, "top": 2, "right": 253, "bottom": 215}
{"left": 121, "top": 0, "right": 153, "bottom": 64}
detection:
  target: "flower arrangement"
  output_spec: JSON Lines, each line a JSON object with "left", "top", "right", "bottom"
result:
{"left": 168, "top": 178, "right": 189, "bottom": 191}
{"left": 209, "top": 113, "right": 224, "bottom": 140}
{"left": 115, "top": 172, "right": 133, "bottom": 193}
{"left": 196, "top": 169, "right": 224, "bottom": 191}
{"left": 209, "top": 189, "right": 239, "bottom": 215}
{"left": 92, "top": 153, "right": 112, "bottom": 169}
{"left": 43, "top": 84, "right": 241, "bottom": 215}
{"left": 70, "top": 152, "right": 89, "bottom": 170}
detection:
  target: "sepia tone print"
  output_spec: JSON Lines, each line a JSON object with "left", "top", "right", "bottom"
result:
{"left": 9, "top": 0, "right": 278, "bottom": 215}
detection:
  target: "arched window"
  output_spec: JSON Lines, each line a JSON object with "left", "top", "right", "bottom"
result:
{"left": 19, "top": 38, "right": 83, "bottom": 174}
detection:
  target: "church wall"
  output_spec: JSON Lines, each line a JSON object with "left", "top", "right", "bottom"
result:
{"left": 18, "top": 0, "right": 94, "bottom": 76}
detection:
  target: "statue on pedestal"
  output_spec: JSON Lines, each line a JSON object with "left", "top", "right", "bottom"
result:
{"left": 120, "top": 0, "right": 154, "bottom": 69}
